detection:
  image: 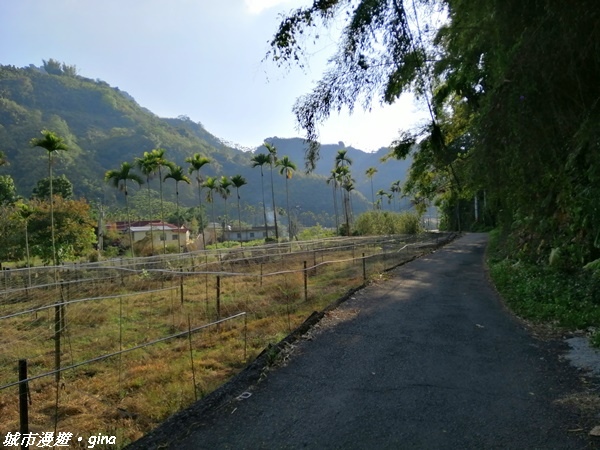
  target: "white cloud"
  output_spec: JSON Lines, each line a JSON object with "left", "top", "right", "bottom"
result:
{"left": 244, "top": 0, "right": 294, "bottom": 15}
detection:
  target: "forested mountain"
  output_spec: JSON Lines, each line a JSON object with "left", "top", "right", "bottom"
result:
{"left": 261, "top": 137, "right": 412, "bottom": 208}
{"left": 0, "top": 63, "right": 411, "bottom": 226}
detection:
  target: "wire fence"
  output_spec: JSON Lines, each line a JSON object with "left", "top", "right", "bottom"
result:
{"left": 0, "top": 232, "right": 452, "bottom": 447}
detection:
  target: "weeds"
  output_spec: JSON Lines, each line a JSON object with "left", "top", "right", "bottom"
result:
{"left": 0, "top": 234, "right": 442, "bottom": 446}
{"left": 487, "top": 229, "right": 600, "bottom": 343}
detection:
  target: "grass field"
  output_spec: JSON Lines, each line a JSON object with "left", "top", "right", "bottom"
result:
{"left": 0, "top": 234, "right": 446, "bottom": 448}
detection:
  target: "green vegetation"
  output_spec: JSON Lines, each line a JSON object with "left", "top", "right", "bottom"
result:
{"left": 0, "top": 197, "right": 97, "bottom": 265}
{"left": 355, "top": 210, "right": 422, "bottom": 236}
{"left": 30, "top": 129, "right": 69, "bottom": 266}
{"left": 297, "top": 224, "right": 336, "bottom": 240}
{"left": 0, "top": 234, "right": 436, "bottom": 441}
{"left": 269, "top": 1, "right": 600, "bottom": 271}
{"left": 0, "top": 63, "right": 372, "bottom": 229}
{"left": 488, "top": 230, "right": 600, "bottom": 344}
{"left": 31, "top": 175, "right": 73, "bottom": 200}
{"left": 0, "top": 175, "right": 17, "bottom": 204}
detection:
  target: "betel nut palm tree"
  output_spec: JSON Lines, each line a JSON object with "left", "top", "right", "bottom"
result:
{"left": 335, "top": 165, "right": 353, "bottom": 236}
{"left": 276, "top": 155, "right": 296, "bottom": 240}
{"left": 202, "top": 176, "right": 219, "bottom": 247}
{"left": 231, "top": 175, "right": 248, "bottom": 247}
{"left": 366, "top": 167, "right": 378, "bottom": 209}
{"left": 263, "top": 142, "right": 279, "bottom": 240}
{"left": 390, "top": 180, "right": 402, "bottom": 211}
{"left": 218, "top": 175, "right": 233, "bottom": 238}
{"left": 230, "top": 174, "right": 247, "bottom": 246}
{"left": 376, "top": 189, "right": 388, "bottom": 210}
{"left": 30, "top": 130, "right": 68, "bottom": 267}
{"left": 326, "top": 169, "right": 340, "bottom": 232}
{"left": 186, "top": 153, "right": 211, "bottom": 249}
{"left": 335, "top": 148, "right": 353, "bottom": 236}
{"left": 105, "top": 162, "right": 143, "bottom": 257}
{"left": 135, "top": 151, "right": 160, "bottom": 254}
{"left": 140, "top": 148, "right": 174, "bottom": 253}
{"left": 251, "top": 152, "right": 271, "bottom": 241}
{"left": 163, "top": 164, "right": 191, "bottom": 252}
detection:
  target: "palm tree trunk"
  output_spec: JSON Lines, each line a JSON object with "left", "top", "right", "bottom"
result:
{"left": 125, "top": 181, "right": 135, "bottom": 258}
{"left": 370, "top": 179, "right": 375, "bottom": 210}
{"left": 343, "top": 190, "right": 350, "bottom": 236}
{"left": 197, "top": 183, "right": 206, "bottom": 250}
{"left": 146, "top": 179, "right": 155, "bottom": 255}
{"left": 261, "top": 171, "right": 268, "bottom": 240}
{"left": 285, "top": 178, "right": 291, "bottom": 240}
{"left": 332, "top": 184, "right": 339, "bottom": 232}
{"left": 49, "top": 153, "right": 57, "bottom": 269}
{"left": 237, "top": 191, "right": 243, "bottom": 248}
{"left": 223, "top": 199, "right": 228, "bottom": 237}
{"left": 211, "top": 200, "right": 217, "bottom": 248}
{"left": 176, "top": 183, "right": 182, "bottom": 252}
{"left": 269, "top": 164, "right": 279, "bottom": 240}
{"left": 158, "top": 166, "right": 166, "bottom": 254}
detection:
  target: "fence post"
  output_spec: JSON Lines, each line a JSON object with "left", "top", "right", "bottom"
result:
{"left": 187, "top": 315, "right": 198, "bottom": 401}
{"left": 243, "top": 313, "right": 248, "bottom": 362}
{"left": 19, "top": 359, "right": 29, "bottom": 445}
{"left": 303, "top": 261, "right": 308, "bottom": 302}
{"left": 54, "top": 304, "right": 61, "bottom": 383}
{"left": 120, "top": 258, "right": 124, "bottom": 286}
{"left": 180, "top": 266, "right": 184, "bottom": 306}
{"left": 362, "top": 253, "right": 366, "bottom": 281}
{"left": 216, "top": 275, "right": 221, "bottom": 331}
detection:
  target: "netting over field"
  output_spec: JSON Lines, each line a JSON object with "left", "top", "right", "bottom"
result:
{"left": 0, "top": 232, "right": 452, "bottom": 446}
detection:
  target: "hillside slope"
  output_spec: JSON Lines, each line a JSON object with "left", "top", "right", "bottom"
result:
{"left": 0, "top": 63, "right": 411, "bottom": 223}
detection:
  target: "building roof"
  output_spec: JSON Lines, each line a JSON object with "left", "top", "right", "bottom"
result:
{"left": 224, "top": 226, "right": 276, "bottom": 233}
{"left": 112, "top": 221, "right": 188, "bottom": 233}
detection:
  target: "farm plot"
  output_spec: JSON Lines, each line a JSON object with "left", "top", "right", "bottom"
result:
{"left": 0, "top": 233, "right": 449, "bottom": 446}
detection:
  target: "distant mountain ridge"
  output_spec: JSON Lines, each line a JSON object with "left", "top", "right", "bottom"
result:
{"left": 263, "top": 137, "right": 412, "bottom": 205}
{"left": 0, "top": 62, "right": 412, "bottom": 224}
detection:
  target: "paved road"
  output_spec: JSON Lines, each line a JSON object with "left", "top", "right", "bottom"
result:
{"left": 130, "top": 233, "right": 594, "bottom": 449}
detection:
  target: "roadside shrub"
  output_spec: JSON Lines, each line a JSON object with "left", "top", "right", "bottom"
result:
{"left": 355, "top": 211, "right": 423, "bottom": 235}
{"left": 298, "top": 224, "right": 335, "bottom": 240}
{"left": 488, "top": 228, "right": 600, "bottom": 345}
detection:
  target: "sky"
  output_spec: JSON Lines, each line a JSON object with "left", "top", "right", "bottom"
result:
{"left": 0, "top": 0, "right": 428, "bottom": 153}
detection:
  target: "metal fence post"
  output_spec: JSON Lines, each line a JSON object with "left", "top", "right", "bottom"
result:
{"left": 180, "top": 266, "right": 184, "bottom": 306}
{"left": 19, "top": 359, "right": 29, "bottom": 446}
{"left": 362, "top": 253, "right": 366, "bottom": 281}
{"left": 303, "top": 261, "right": 308, "bottom": 302}
{"left": 54, "top": 304, "right": 61, "bottom": 383}
{"left": 216, "top": 276, "right": 221, "bottom": 331}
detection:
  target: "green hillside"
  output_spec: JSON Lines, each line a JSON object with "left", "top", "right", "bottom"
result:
{"left": 0, "top": 62, "right": 415, "bottom": 227}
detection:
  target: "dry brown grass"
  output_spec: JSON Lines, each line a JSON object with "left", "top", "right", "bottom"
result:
{"left": 0, "top": 237, "right": 431, "bottom": 447}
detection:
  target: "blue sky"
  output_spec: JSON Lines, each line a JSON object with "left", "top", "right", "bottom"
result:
{"left": 0, "top": 0, "right": 427, "bottom": 152}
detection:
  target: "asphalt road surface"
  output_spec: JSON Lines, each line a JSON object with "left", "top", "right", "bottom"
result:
{"left": 130, "top": 233, "right": 595, "bottom": 449}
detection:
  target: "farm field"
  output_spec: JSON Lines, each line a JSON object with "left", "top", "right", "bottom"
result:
{"left": 0, "top": 233, "right": 450, "bottom": 447}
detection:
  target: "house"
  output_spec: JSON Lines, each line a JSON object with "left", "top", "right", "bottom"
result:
{"left": 109, "top": 220, "right": 191, "bottom": 249}
{"left": 222, "top": 226, "right": 278, "bottom": 242}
